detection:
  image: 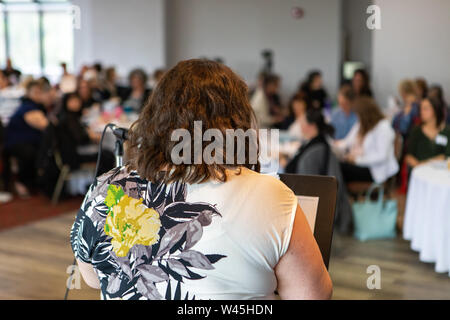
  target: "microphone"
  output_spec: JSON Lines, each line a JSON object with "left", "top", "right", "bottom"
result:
{"left": 110, "top": 124, "right": 129, "bottom": 141}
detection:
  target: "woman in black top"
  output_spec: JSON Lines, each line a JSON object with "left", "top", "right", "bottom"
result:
{"left": 57, "top": 93, "right": 114, "bottom": 174}
{"left": 285, "top": 108, "right": 353, "bottom": 233}
{"left": 299, "top": 71, "right": 328, "bottom": 110}
{"left": 352, "top": 69, "right": 373, "bottom": 98}
{"left": 285, "top": 108, "right": 334, "bottom": 175}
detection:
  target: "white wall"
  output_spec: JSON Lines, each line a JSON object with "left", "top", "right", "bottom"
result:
{"left": 372, "top": 0, "right": 450, "bottom": 107}
{"left": 72, "top": 0, "right": 166, "bottom": 77}
{"left": 166, "top": 0, "right": 342, "bottom": 100}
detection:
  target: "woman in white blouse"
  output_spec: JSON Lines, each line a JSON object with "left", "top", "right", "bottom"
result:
{"left": 334, "top": 97, "right": 399, "bottom": 184}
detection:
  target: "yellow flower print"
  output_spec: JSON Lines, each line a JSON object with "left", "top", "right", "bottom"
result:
{"left": 104, "top": 185, "right": 161, "bottom": 257}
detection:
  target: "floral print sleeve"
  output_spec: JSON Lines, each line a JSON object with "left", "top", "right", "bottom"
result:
{"left": 70, "top": 167, "right": 226, "bottom": 300}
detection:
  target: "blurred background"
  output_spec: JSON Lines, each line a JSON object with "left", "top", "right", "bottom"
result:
{"left": 0, "top": 0, "right": 449, "bottom": 300}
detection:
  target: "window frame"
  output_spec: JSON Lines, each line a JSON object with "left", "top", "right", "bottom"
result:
{"left": 0, "top": 0, "right": 73, "bottom": 76}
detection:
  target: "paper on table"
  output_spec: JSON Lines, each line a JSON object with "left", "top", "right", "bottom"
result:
{"left": 297, "top": 196, "right": 319, "bottom": 232}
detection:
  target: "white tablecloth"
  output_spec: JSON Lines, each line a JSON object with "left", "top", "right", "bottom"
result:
{"left": 404, "top": 160, "right": 450, "bottom": 276}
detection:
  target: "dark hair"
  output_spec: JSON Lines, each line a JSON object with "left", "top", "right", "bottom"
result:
{"left": 127, "top": 59, "right": 259, "bottom": 184}
{"left": 128, "top": 68, "right": 148, "bottom": 85}
{"left": 62, "top": 92, "right": 82, "bottom": 111}
{"left": 299, "top": 70, "right": 321, "bottom": 92}
{"left": 428, "top": 85, "right": 446, "bottom": 106}
{"left": 288, "top": 91, "right": 312, "bottom": 117}
{"left": 415, "top": 78, "right": 428, "bottom": 99}
{"left": 353, "top": 69, "right": 373, "bottom": 97}
{"left": 353, "top": 97, "right": 384, "bottom": 137}
{"left": 263, "top": 74, "right": 280, "bottom": 88}
{"left": 339, "top": 83, "right": 355, "bottom": 101}
{"left": 304, "top": 108, "right": 335, "bottom": 137}
{"left": 424, "top": 96, "right": 445, "bottom": 127}
{"left": 26, "top": 80, "right": 41, "bottom": 93}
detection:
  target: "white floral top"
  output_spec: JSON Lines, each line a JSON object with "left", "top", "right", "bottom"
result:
{"left": 71, "top": 166, "right": 297, "bottom": 300}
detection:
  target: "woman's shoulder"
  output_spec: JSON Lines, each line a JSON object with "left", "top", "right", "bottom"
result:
{"left": 229, "top": 167, "right": 295, "bottom": 197}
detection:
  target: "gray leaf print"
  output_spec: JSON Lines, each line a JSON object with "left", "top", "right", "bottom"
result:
{"left": 167, "top": 259, "right": 191, "bottom": 277}
{"left": 184, "top": 219, "right": 203, "bottom": 251}
{"left": 177, "top": 250, "right": 214, "bottom": 270}
{"left": 106, "top": 273, "right": 122, "bottom": 294}
{"left": 156, "top": 223, "right": 188, "bottom": 258}
{"left": 138, "top": 265, "right": 169, "bottom": 283}
{"left": 136, "top": 277, "right": 163, "bottom": 300}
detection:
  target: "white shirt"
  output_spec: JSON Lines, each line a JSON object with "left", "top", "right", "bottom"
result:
{"left": 250, "top": 88, "right": 272, "bottom": 128}
{"left": 336, "top": 119, "right": 399, "bottom": 183}
{"left": 181, "top": 167, "right": 297, "bottom": 299}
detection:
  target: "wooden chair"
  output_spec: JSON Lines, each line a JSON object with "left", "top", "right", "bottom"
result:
{"left": 51, "top": 151, "right": 96, "bottom": 205}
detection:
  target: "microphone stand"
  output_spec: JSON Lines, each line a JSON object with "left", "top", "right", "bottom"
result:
{"left": 64, "top": 123, "right": 126, "bottom": 300}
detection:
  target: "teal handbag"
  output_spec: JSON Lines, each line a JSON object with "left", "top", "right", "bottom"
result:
{"left": 352, "top": 184, "right": 397, "bottom": 241}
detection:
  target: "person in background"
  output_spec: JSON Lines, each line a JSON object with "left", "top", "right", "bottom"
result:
{"left": 0, "top": 70, "right": 11, "bottom": 90}
{"left": 70, "top": 59, "right": 332, "bottom": 300}
{"left": 299, "top": 70, "right": 328, "bottom": 109}
{"left": 77, "top": 79, "right": 101, "bottom": 111}
{"left": 248, "top": 71, "right": 267, "bottom": 99}
{"left": 3, "top": 58, "right": 21, "bottom": 85}
{"left": 38, "top": 77, "right": 59, "bottom": 122}
{"left": 99, "top": 67, "right": 119, "bottom": 100}
{"left": 250, "top": 74, "right": 284, "bottom": 128}
{"left": 286, "top": 92, "right": 310, "bottom": 140}
{"left": 285, "top": 108, "right": 335, "bottom": 175}
{"left": 59, "top": 62, "right": 77, "bottom": 94}
{"left": 335, "top": 97, "right": 399, "bottom": 184}
{"left": 152, "top": 68, "right": 166, "bottom": 88}
{"left": 392, "top": 79, "right": 421, "bottom": 142}
{"left": 330, "top": 83, "right": 358, "bottom": 140}
{"left": 414, "top": 78, "right": 428, "bottom": 101}
{"left": 121, "top": 68, "right": 151, "bottom": 113}
{"left": 405, "top": 97, "right": 450, "bottom": 169}
{"left": 285, "top": 108, "right": 353, "bottom": 233}
{"left": 4, "top": 80, "right": 48, "bottom": 197}
{"left": 428, "top": 85, "right": 449, "bottom": 124}
{"left": 352, "top": 69, "right": 373, "bottom": 98}
{"left": 57, "top": 93, "right": 114, "bottom": 174}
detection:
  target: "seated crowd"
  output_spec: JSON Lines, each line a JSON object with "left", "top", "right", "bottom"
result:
{"left": 0, "top": 60, "right": 166, "bottom": 198}
{"left": 251, "top": 69, "right": 450, "bottom": 232}
{"left": 1, "top": 58, "right": 450, "bottom": 235}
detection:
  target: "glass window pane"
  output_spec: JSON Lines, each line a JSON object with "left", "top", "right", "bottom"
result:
{"left": 0, "top": 10, "right": 5, "bottom": 68}
{"left": 8, "top": 11, "right": 40, "bottom": 76}
{"left": 43, "top": 12, "right": 73, "bottom": 81}
{"left": 3, "top": 1, "right": 33, "bottom": 3}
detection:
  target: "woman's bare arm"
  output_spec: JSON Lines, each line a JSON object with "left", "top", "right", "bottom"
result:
{"left": 275, "top": 205, "right": 333, "bottom": 300}
{"left": 23, "top": 110, "right": 49, "bottom": 131}
{"left": 76, "top": 259, "right": 101, "bottom": 289}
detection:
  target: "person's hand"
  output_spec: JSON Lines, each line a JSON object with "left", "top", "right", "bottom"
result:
{"left": 344, "top": 153, "right": 356, "bottom": 164}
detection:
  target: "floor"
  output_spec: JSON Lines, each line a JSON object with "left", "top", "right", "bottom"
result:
{"left": 0, "top": 194, "right": 82, "bottom": 231}
{"left": 0, "top": 211, "right": 449, "bottom": 300}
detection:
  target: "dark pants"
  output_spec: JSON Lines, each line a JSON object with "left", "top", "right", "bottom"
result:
{"left": 340, "top": 162, "right": 374, "bottom": 183}
{"left": 8, "top": 142, "right": 40, "bottom": 189}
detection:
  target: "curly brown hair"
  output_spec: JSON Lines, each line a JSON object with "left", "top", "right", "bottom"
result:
{"left": 126, "top": 59, "right": 260, "bottom": 184}
{"left": 353, "top": 96, "right": 385, "bottom": 138}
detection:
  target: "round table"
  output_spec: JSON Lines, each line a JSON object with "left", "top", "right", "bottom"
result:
{"left": 403, "top": 160, "right": 450, "bottom": 276}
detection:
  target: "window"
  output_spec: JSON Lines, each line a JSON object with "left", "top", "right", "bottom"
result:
{"left": 0, "top": 0, "right": 73, "bottom": 81}
{"left": 0, "top": 9, "right": 5, "bottom": 67}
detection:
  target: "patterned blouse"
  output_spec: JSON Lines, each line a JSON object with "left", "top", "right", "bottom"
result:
{"left": 70, "top": 166, "right": 297, "bottom": 300}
